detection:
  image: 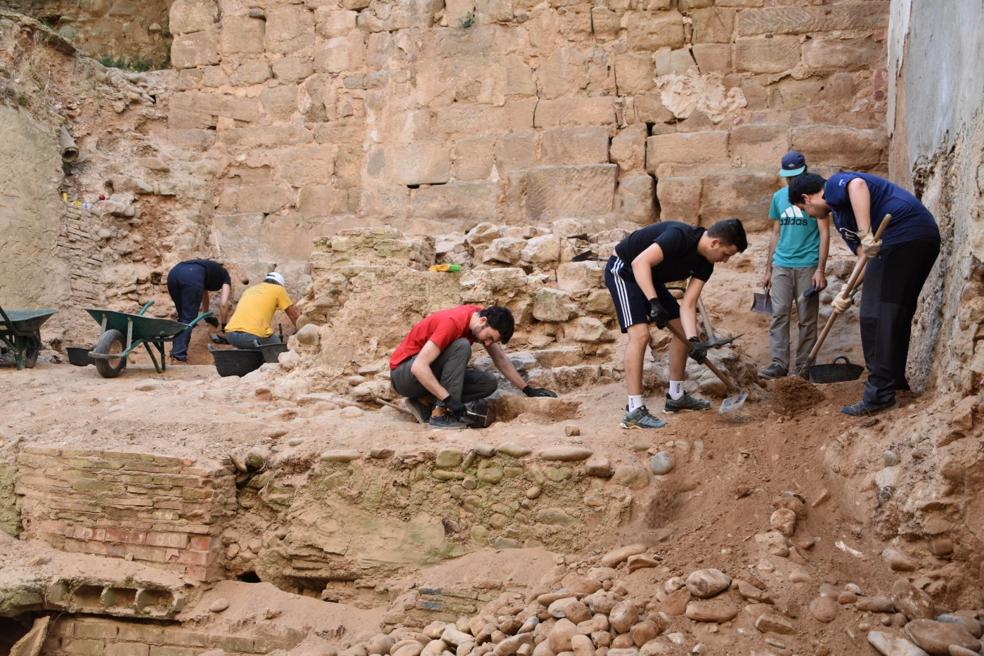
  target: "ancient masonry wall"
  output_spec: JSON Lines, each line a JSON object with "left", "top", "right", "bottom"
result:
{"left": 15, "top": 448, "right": 236, "bottom": 582}
{"left": 42, "top": 616, "right": 303, "bottom": 656}
{"left": 163, "top": 0, "right": 891, "bottom": 271}
{"left": 56, "top": 206, "right": 107, "bottom": 312}
{"left": 5, "top": 0, "right": 173, "bottom": 65}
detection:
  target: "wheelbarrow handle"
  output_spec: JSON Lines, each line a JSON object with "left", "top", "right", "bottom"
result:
{"left": 661, "top": 322, "right": 742, "bottom": 394}
{"left": 137, "top": 300, "right": 155, "bottom": 316}
{"left": 805, "top": 213, "right": 892, "bottom": 368}
{"left": 0, "top": 305, "right": 13, "bottom": 331}
{"left": 186, "top": 311, "right": 216, "bottom": 328}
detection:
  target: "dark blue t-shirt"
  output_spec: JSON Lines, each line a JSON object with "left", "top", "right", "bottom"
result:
{"left": 824, "top": 172, "right": 939, "bottom": 251}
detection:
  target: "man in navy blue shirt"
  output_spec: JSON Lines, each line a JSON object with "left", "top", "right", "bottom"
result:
{"left": 166, "top": 259, "right": 232, "bottom": 362}
{"left": 604, "top": 219, "right": 747, "bottom": 429}
{"left": 789, "top": 172, "right": 940, "bottom": 416}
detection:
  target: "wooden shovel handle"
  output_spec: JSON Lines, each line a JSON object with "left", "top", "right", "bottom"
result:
{"left": 660, "top": 322, "right": 741, "bottom": 394}
{"left": 805, "top": 213, "right": 892, "bottom": 367}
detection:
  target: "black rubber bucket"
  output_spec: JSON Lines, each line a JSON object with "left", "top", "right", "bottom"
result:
{"left": 808, "top": 356, "right": 864, "bottom": 384}
{"left": 260, "top": 343, "right": 288, "bottom": 363}
{"left": 66, "top": 347, "right": 92, "bottom": 367}
{"left": 210, "top": 347, "right": 264, "bottom": 377}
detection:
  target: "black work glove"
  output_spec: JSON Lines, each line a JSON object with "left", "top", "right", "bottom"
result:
{"left": 648, "top": 298, "right": 670, "bottom": 329}
{"left": 204, "top": 316, "right": 219, "bottom": 328}
{"left": 439, "top": 396, "right": 467, "bottom": 417}
{"left": 523, "top": 385, "right": 558, "bottom": 398}
{"left": 688, "top": 337, "right": 708, "bottom": 364}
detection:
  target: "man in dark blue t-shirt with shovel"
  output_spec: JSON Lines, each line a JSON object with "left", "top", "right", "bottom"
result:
{"left": 789, "top": 171, "right": 940, "bottom": 416}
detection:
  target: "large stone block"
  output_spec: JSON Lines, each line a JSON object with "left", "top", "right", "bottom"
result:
{"left": 298, "top": 185, "right": 355, "bottom": 217}
{"left": 536, "top": 47, "right": 590, "bottom": 101}
{"left": 496, "top": 131, "right": 538, "bottom": 171}
{"left": 272, "top": 56, "right": 315, "bottom": 82}
{"left": 259, "top": 85, "right": 299, "bottom": 121}
{"left": 540, "top": 127, "right": 610, "bottom": 166}
{"left": 591, "top": 6, "right": 620, "bottom": 38}
{"left": 771, "top": 77, "right": 825, "bottom": 110}
{"left": 737, "top": 4, "right": 888, "bottom": 36}
{"left": 632, "top": 95, "right": 674, "bottom": 125}
{"left": 265, "top": 4, "right": 316, "bottom": 54}
{"left": 730, "top": 124, "right": 789, "bottom": 168}
{"left": 790, "top": 126, "right": 887, "bottom": 170}
{"left": 618, "top": 173, "right": 657, "bottom": 224}
{"left": 229, "top": 59, "right": 272, "bottom": 86}
{"left": 525, "top": 164, "right": 617, "bottom": 220}
{"left": 692, "top": 43, "right": 731, "bottom": 73}
{"left": 610, "top": 124, "right": 647, "bottom": 172}
{"left": 802, "top": 38, "right": 883, "bottom": 72}
{"left": 556, "top": 261, "right": 604, "bottom": 293}
{"left": 220, "top": 16, "right": 265, "bottom": 55}
{"left": 699, "top": 173, "right": 776, "bottom": 231}
{"left": 275, "top": 144, "right": 336, "bottom": 186}
{"left": 734, "top": 36, "right": 800, "bottom": 74}
{"left": 169, "top": 0, "right": 217, "bottom": 34}
{"left": 690, "top": 7, "right": 735, "bottom": 43}
{"left": 452, "top": 137, "right": 495, "bottom": 181}
{"left": 535, "top": 97, "right": 616, "bottom": 128}
{"left": 645, "top": 131, "right": 729, "bottom": 173}
{"left": 389, "top": 143, "right": 451, "bottom": 186}
{"left": 625, "top": 11, "right": 685, "bottom": 50}
{"left": 410, "top": 182, "right": 500, "bottom": 220}
{"left": 316, "top": 8, "right": 359, "bottom": 38}
{"left": 615, "top": 53, "right": 656, "bottom": 96}
{"left": 657, "top": 176, "right": 702, "bottom": 221}
{"left": 171, "top": 30, "right": 220, "bottom": 68}
{"left": 315, "top": 35, "right": 366, "bottom": 74}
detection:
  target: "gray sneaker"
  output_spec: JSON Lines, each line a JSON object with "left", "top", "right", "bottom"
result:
{"left": 759, "top": 362, "right": 788, "bottom": 380}
{"left": 405, "top": 398, "right": 432, "bottom": 424}
{"left": 620, "top": 406, "right": 666, "bottom": 429}
{"left": 428, "top": 413, "right": 468, "bottom": 430}
{"left": 664, "top": 393, "right": 711, "bottom": 412}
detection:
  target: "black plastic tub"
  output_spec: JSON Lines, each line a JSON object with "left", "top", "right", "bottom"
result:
{"left": 66, "top": 347, "right": 92, "bottom": 367}
{"left": 210, "top": 346, "right": 264, "bottom": 377}
{"left": 808, "top": 356, "right": 864, "bottom": 384}
{"left": 260, "top": 343, "right": 288, "bottom": 363}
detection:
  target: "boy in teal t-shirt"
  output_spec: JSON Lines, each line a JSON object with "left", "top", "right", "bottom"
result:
{"left": 760, "top": 152, "right": 830, "bottom": 379}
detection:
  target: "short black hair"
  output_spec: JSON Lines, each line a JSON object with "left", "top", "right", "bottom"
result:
{"left": 787, "top": 173, "right": 826, "bottom": 206}
{"left": 706, "top": 218, "right": 748, "bottom": 252}
{"left": 480, "top": 306, "right": 515, "bottom": 344}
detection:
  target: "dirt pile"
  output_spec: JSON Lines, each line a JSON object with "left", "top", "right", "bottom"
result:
{"left": 766, "top": 376, "right": 826, "bottom": 417}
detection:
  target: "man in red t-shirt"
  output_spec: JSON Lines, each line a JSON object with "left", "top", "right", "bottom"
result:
{"left": 390, "top": 305, "right": 556, "bottom": 429}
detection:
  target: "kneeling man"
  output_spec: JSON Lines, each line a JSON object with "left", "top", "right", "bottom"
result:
{"left": 390, "top": 305, "right": 556, "bottom": 429}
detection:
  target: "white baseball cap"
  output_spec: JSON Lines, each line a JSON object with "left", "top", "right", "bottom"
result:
{"left": 264, "top": 272, "right": 286, "bottom": 286}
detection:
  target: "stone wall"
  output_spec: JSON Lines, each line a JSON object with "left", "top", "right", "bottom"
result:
{"left": 43, "top": 616, "right": 303, "bottom": 656}
{"left": 165, "top": 0, "right": 891, "bottom": 273}
{"left": 16, "top": 448, "right": 236, "bottom": 582}
{"left": 887, "top": 0, "right": 984, "bottom": 396}
{"left": 6, "top": 0, "right": 173, "bottom": 65}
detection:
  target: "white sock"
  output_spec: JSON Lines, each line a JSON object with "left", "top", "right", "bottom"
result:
{"left": 668, "top": 381, "right": 684, "bottom": 400}
{"left": 628, "top": 395, "right": 645, "bottom": 412}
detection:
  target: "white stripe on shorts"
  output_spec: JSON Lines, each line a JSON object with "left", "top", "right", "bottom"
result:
{"left": 610, "top": 257, "right": 636, "bottom": 328}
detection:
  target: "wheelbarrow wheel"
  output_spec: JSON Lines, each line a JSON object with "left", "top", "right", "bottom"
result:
{"left": 93, "top": 329, "right": 127, "bottom": 378}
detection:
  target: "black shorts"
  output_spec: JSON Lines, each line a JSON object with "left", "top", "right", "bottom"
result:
{"left": 604, "top": 256, "right": 680, "bottom": 333}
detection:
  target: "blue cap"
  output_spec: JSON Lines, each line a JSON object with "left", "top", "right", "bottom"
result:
{"left": 779, "top": 151, "right": 806, "bottom": 177}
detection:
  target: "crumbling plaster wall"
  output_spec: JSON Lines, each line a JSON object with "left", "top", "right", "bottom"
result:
{"left": 5, "top": 0, "right": 173, "bottom": 65}
{"left": 888, "top": 0, "right": 984, "bottom": 395}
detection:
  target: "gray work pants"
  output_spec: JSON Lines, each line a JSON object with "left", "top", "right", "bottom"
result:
{"left": 769, "top": 265, "right": 819, "bottom": 371}
{"left": 390, "top": 338, "right": 497, "bottom": 403}
{"left": 226, "top": 331, "right": 282, "bottom": 349}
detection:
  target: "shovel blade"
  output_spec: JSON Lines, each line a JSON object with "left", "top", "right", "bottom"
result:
{"left": 751, "top": 292, "right": 773, "bottom": 315}
{"left": 719, "top": 391, "right": 749, "bottom": 414}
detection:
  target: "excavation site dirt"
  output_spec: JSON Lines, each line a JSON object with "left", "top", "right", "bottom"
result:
{"left": 1, "top": 1, "right": 983, "bottom": 656}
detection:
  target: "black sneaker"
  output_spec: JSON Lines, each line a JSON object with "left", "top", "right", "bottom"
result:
{"left": 841, "top": 399, "right": 897, "bottom": 416}
{"left": 759, "top": 362, "right": 787, "bottom": 380}
{"left": 406, "top": 398, "right": 432, "bottom": 424}
{"left": 428, "top": 413, "right": 468, "bottom": 430}
{"left": 665, "top": 393, "right": 711, "bottom": 412}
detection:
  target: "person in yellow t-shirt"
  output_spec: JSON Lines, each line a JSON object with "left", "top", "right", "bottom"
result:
{"left": 223, "top": 272, "right": 300, "bottom": 349}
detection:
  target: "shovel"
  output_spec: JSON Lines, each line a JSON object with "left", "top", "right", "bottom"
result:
{"left": 801, "top": 214, "right": 892, "bottom": 382}
{"left": 751, "top": 290, "right": 773, "bottom": 314}
{"left": 656, "top": 323, "right": 748, "bottom": 414}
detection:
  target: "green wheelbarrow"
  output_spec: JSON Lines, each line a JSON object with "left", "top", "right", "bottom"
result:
{"left": 0, "top": 305, "right": 57, "bottom": 369}
{"left": 85, "top": 301, "right": 214, "bottom": 378}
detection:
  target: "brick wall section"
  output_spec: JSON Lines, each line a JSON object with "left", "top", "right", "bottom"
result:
{"left": 56, "top": 206, "right": 105, "bottom": 308}
{"left": 15, "top": 448, "right": 236, "bottom": 581}
{"left": 42, "top": 616, "right": 304, "bottom": 656}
